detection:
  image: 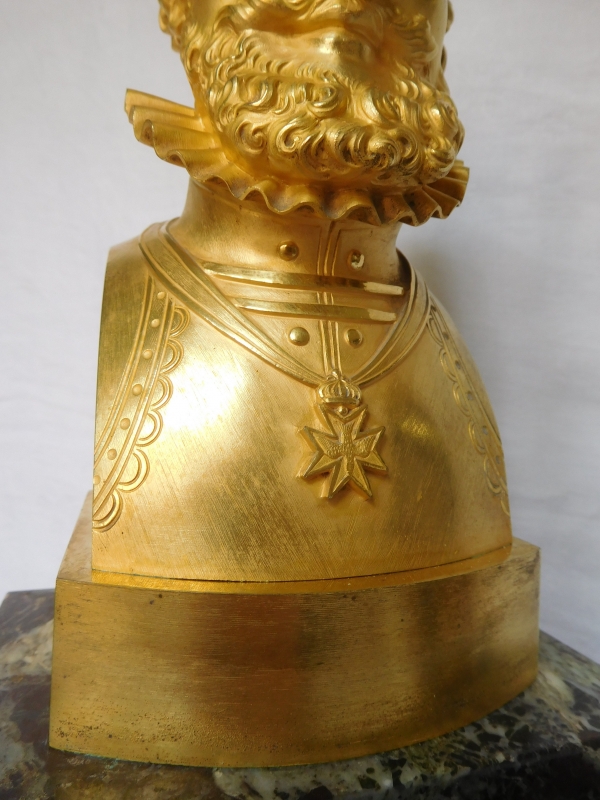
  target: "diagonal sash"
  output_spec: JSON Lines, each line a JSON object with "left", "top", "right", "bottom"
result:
{"left": 141, "top": 224, "right": 322, "bottom": 386}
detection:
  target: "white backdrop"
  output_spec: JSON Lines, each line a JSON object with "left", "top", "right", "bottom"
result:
{"left": 1, "top": 1, "right": 599, "bottom": 659}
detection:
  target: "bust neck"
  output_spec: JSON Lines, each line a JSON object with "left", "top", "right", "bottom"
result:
{"left": 169, "top": 181, "right": 403, "bottom": 284}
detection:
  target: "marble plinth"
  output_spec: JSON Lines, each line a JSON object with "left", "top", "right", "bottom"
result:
{"left": 1, "top": 591, "right": 599, "bottom": 800}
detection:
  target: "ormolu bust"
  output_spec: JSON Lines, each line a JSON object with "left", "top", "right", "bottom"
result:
{"left": 49, "top": 0, "right": 539, "bottom": 768}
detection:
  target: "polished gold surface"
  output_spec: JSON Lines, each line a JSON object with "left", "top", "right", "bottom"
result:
{"left": 51, "top": 0, "right": 540, "bottom": 767}
{"left": 50, "top": 497, "right": 540, "bottom": 768}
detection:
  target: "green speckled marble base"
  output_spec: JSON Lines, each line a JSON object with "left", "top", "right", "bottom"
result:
{"left": 1, "top": 591, "right": 599, "bottom": 800}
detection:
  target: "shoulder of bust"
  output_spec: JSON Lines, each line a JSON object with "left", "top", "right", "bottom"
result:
{"left": 95, "top": 233, "right": 153, "bottom": 442}
{"left": 103, "top": 235, "right": 149, "bottom": 309}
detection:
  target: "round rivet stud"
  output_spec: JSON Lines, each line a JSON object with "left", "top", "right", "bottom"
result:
{"left": 349, "top": 250, "right": 365, "bottom": 270}
{"left": 120, "top": 418, "right": 131, "bottom": 430}
{"left": 345, "top": 328, "right": 364, "bottom": 348}
{"left": 289, "top": 327, "right": 310, "bottom": 346}
{"left": 157, "top": 291, "right": 166, "bottom": 300}
{"left": 142, "top": 349, "right": 153, "bottom": 360}
{"left": 151, "top": 318, "right": 160, "bottom": 328}
{"left": 107, "top": 449, "right": 117, "bottom": 461}
{"left": 132, "top": 384, "right": 143, "bottom": 396}
{"left": 93, "top": 474, "right": 101, "bottom": 486}
{"left": 279, "top": 241, "right": 299, "bottom": 261}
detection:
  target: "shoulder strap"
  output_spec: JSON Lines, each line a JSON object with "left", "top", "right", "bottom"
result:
{"left": 140, "top": 223, "right": 323, "bottom": 386}
{"left": 352, "top": 258, "right": 430, "bottom": 386}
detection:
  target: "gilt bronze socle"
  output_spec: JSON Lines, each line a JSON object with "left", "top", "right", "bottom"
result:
{"left": 49, "top": 0, "right": 540, "bottom": 767}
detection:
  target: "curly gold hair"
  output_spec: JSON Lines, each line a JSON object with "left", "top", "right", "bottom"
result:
{"left": 158, "top": 0, "right": 192, "bottom": 52}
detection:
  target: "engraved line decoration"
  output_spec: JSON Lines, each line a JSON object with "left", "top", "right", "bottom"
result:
{"left": 94, "top": 275, "right": 155, "bottom": 464}
{"left": 140, "top": 223, "right": 430, "bottom": 391}
{"left": 428, "top": 304, "right": 509, "bottom": 515}
{"left": 93, "top": 276, "right": 189, "bottom": 532}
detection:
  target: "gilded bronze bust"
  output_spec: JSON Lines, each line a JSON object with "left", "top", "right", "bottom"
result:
{"left": 49, "top": 0, "right": 539, "bottom": 767}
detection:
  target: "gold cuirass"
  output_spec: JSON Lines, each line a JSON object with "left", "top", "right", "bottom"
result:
{"left": 91, "top": 182, "right": 510, "bottom": 583}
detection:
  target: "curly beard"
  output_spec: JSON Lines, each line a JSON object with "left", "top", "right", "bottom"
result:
{"left": 194, "top": 4, "right": 464, "bottom": 191}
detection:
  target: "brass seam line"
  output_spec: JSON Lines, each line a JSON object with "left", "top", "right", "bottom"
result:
{"left": 91, "top": 543, "right": 515, "bottom": 594}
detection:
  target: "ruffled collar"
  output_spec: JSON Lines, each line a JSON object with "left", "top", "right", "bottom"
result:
{"left": 126, "top": 89, "right": 469, "bottom": 227}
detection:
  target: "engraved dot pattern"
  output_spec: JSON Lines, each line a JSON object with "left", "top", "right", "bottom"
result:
{"left": 93, "top": 276, "right": 189, "bottom": 533}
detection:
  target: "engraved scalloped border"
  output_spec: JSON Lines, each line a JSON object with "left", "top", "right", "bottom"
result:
{"left": 93, "top": 278, "right": 189, "bottom": 532}
{"left": 428, "top": 304, "right": 510, "bottom": 515}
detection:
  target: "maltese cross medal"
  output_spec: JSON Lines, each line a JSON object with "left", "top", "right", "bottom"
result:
{"left": 302, "top": 404, "right": 387, "bottom": 499}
